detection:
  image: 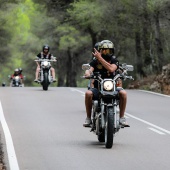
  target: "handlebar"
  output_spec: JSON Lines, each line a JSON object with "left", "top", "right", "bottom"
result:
{"left": 81, "top": 71, "right": 134, "bottom": 81}
{"left": 34, "top": 59, "right": 57, "bottom": 62}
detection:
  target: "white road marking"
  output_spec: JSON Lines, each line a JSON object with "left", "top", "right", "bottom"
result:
{"left": 126, "top": 112, "right": 170, "bottom": 135}
{"left": 138, "top": 90, "right": 170, "bottom": 98}
{"left": 148, "top": 127, "right": 165, "bottom": 135}
{"left": 71, "top": 88, "right": 170, "bottom": 135}
{"left": 0, "top": 101, "right": 20, "bottom": 170}
{"left": 70, "top": 88, "right": 85, "bottom": 95}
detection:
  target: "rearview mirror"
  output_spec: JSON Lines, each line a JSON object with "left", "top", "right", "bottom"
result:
{"left": 82, "top": 64, "right": 90, "bottom": 71}
{"left": 121, "top": 63, "right": 134, "bottom": 71}
{"left": 126, "top": 65, "right": 134, "bottom": 71}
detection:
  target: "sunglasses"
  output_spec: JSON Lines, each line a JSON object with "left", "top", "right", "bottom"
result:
{"left": 101, "top": 48, "right": 113, "bottom": 55}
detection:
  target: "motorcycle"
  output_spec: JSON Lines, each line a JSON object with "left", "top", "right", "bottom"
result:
{"left": 34, "top": 58, "right": 56, "bottom": 91}
{"left": 82, "top": 63, "right": 134, "bottom": 148}
{"left": 8, "top": 75, "right": 23, "bottom": 87}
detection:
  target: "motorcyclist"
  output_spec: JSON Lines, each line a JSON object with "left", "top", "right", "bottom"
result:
{"left": 19, "top": 68, "right": 23, "bottom": 75}
{"left": 87, "top": 42, "right": 100, "bottom": 89}
{"left": 83, "top": 40, "right": 129, "bottom": 127}
{"left": 10, "top": 68, "right": 23, "bottom": 86}
{"left": 18, "top": 68, "right": 24, "bottom": 85}
{"left": 34, "top": 45, "right": 57, "bottom": 82}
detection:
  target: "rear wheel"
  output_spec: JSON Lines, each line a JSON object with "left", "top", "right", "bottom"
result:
{"left": 105, "top": 107, "right": 114, "bottom": 148}
{"left": 42, "top": 72, "right": 49, "bottom": 91}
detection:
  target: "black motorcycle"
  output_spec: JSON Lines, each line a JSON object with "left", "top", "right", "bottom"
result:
{"left": 82, "top": 63, "right": 134, "bottom": 148}
{"left": 35, "top": 58, "right": 56, "bottom": 91}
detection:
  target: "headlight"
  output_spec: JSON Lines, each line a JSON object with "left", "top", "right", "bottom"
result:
{"left": 43, "top": 61, "right": 48, "bottom": 66}
{"left": 15, "top": 76, "right": 20, "bottom": 80}
{"left": 103, "top": 81, "right": 113, "bottom": 91}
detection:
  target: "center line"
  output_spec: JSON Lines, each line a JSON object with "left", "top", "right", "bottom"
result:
{"left": 148, "top": 127, "right": 165, "bottom": 135}
{"left": 126, "top": 112, "right": 170, "bottom": 135}
{"left": 71, "top": 88, "right": 170, "bottom": 135}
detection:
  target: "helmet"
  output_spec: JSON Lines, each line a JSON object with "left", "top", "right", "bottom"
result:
{"left": 43, "top": 44, "right": 50, "bottom": 52}
{"left": 14, "top": 68, "right": 19, "bottom": 75}
{"left": 94, "top": 42, "right": 100, "bottom": 51}
{"left": 99, "top": 40, "right": 114, "bottom": 53}
{"left": 98, "top": 40, "right": 114, "bottom": 61}
{"left": 19, "top": 68, "right": 22, "bottom": 73}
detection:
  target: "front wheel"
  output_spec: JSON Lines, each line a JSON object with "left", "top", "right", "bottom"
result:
{"left": 105, "top": 107, "right": 114, "bottom": 148}
{"left": 42, "top": 72, "right": 49, "bottom": 91}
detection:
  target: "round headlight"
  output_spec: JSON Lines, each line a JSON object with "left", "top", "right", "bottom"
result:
{"left": 103, "top": 81, "right": 113, "bottom": 91}
{"left": 44, "top": 61, "right": 48, "bottom": 66}
{"left": 15, "top": 76, "right": 20, "bottom": 80}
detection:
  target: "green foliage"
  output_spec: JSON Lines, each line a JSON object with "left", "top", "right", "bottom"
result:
{"left": 68, "top": 0, "right": 104, "bottom": 33}
{"left": 1, "top": 0, "right": 170, "bottom": 87}
{"left": 56, "top": 25, "right": 90, "bottom": 51}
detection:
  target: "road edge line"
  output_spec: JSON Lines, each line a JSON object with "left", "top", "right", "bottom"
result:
{"left": 0, "top": 101, "right": 19, "bottom": 170}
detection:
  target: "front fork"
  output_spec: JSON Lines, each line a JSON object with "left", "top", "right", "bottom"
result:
{"left": 100, "top": 99, "right": 119, "bottom": 130}
{"left": 40, "top": 69, "right": 44, "bottom": 81}
{"left": 40, "top": 69, "right": 52, "bottom": 82}
{"left": 113, "top": 100, "right": 120, "bottom": 129}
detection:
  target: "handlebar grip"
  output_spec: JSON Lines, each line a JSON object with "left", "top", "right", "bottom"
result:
{"left": 126, "top": 76, "right": 134, "bottom": 80}
{"left": 80, "top": 76, "right": 91, "bottom": 79}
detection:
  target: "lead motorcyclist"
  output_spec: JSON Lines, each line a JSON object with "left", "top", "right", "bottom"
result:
{"left": 83, "top": 40, "right": 130, "bottom": 127}
{"left": 34, "top": 44, "right": 57, "bottom": 82}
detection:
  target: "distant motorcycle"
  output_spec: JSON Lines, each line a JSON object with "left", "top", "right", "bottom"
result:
{"left": 8, "top": 75, "right": 22, "bottom": 87}
{"left": 82, "top": 63, "right": 134, "bottom": 148}
{"left": 35, "top": 58, "right": 56, "bottom": 91}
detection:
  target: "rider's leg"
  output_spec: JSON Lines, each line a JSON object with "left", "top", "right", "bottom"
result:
{"left": 84, "top": 88, "right": 99, "bottom": 127}
{"left": 35, "top": 66, "right": 40, "bottom": 81}
{"left": 119, "top": 89, "right": 130, "bottom": 127}
{"left": 84, "top": 90, "right": 93, "bottom": 127}
{"left": 119, "top": 90, "right": 127, "bottom": 118}
{"left": 20, "top": 79, "right": 23, "bottom": 84}
{"left": 50, "top": 67, "right": 56, "bottom": 81}
{"left": 85, "top": 90, "right": 93, "bottom": 119}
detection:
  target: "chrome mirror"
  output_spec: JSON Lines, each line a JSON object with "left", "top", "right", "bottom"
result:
{"left": 82, "top": 64, "right": 90, "bottom": 71}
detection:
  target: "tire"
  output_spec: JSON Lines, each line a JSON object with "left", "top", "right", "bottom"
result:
{"left": 42, "top": 72, "right": 49, "bottom": 91}
{"left": 105, "top": 107, "right": 114, "bottom": 148}
{"left": 98, "top": 128, "right": 105, "bottom": 142}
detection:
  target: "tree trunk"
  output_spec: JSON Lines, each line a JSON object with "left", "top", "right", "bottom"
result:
{"left": 66, "top": 48, "right": 72, "bottom": 86}
{"left": 135, "top": 30, "right": 146, "bottom": 77}
{"left": 154, "top": 10, "right": 164, "bottom": 72}
{"left": 142, "top": 2, "right": 152, "bottom": 67}
{"left": 87, "top": 26, "right": 97, "bottom": 51}
{"left": 66, "top": 48, "right": 77, "bottom": 87}
{"left": 57, "top": 53, "right": 66, "bottom": 87}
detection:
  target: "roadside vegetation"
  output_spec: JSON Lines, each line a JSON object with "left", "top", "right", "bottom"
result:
{"left": 0, "top": 0, "right": 170, "bottom": 89}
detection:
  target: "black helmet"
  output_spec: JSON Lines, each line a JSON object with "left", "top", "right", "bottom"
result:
{"left": 94, "top": 42, "right": 100, "bottom": 51}
{"left": 43, "top": 45, "right": 50, "bottom": 51}
{"left": 19, "top": 68, "right": 22, "bottom": 73}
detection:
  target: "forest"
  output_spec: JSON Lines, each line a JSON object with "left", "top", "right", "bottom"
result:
{"left": 0, "top": 0, "right": 170, "bottom": 87}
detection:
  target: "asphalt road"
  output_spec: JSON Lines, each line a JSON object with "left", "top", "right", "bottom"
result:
{"left": 0, "top": 87, "right": 170, "bottom": 170}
